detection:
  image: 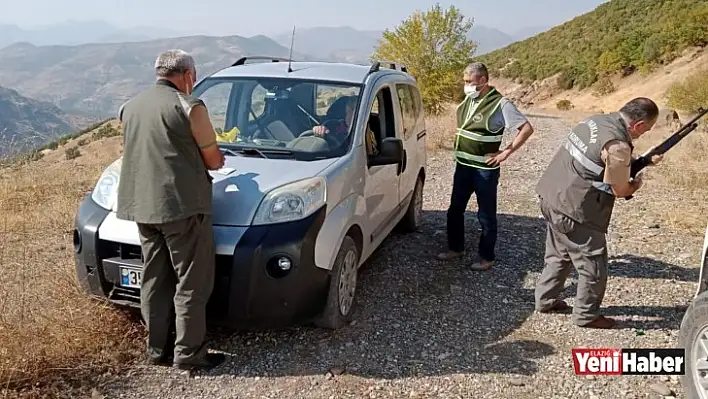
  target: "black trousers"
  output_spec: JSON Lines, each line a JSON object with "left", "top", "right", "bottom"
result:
{"left": 446, "top": 162, "right": 500, "bottom": 261}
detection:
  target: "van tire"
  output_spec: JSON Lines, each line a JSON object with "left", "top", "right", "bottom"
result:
{"left": 315, "top": 236, "right": 359, "bottom": 329}
{"left": 679, "top": 290, "right": 708, "bottom": 399}
{"left": 398, "top": 176, "right": 424, "bottom": 233}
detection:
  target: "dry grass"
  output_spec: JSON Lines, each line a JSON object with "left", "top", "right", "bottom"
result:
{"left": 548, "top": 108, "right": 708, "bottom": 236}
{"left": 631, "top": 121, "right": 708, "bottom": 236}
{"left": 0, "top": 132, "right": 142, "bottom": 397}
{"left": 424, "top": 103, "right": 457, "bottom": 151}
{"left": 0, "top": 101, "right": 703, "bottom": 397}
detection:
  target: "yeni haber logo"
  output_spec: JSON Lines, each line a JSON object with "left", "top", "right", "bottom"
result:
{"left": 572, "top": 348, "right": 685, "bottom": 375}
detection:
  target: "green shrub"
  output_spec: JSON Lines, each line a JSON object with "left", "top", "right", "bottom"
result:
{"left": 92, "top": 124, "right": 121, "bottom": 140}
{"left": 592, "top": 77, "right": 616, "bottom": 96}
{"left": 556, "top": 100, "right": 573, "bottom": 111}
{"left": 666, "top": 67, "right": 708, "bottom": 114}
{"left": 65, "top": 147, "right": 81, "bottom": 160}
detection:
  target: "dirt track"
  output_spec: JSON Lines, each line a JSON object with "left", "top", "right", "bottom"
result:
{"left": 93, "top": 114, "right": 699, "bottom": 399}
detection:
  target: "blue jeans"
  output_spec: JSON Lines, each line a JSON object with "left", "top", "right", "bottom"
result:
{"left": 446, "top": 162, "right": 500, "bottom": 261}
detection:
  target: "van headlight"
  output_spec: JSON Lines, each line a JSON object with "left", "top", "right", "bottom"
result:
{"left": 252, "top": 177, "right": 326, "bottom": 225}
{"left": 91, "top": 158, "right": 122, "bottom": 210}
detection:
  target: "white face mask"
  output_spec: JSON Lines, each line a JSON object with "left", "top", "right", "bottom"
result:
{"left": 464, "top": 84, "right": 479, "bottom": 98}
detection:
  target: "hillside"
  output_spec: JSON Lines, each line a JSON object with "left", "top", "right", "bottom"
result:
{"left": 0, "top": 35, "right": 314, "bottom": 117}
{"left": 476, "top": 0, "right": 708, "bottom": 91}
{"left": 495, "top": 46, "right": 708, "bottom": 115}
{"left": 0, "top": 85, "right": 90, "bottom": 159}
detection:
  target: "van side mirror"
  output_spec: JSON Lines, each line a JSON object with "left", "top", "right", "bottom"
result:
{"left": 369, "top": 137, "right": 403, "bottom": 167}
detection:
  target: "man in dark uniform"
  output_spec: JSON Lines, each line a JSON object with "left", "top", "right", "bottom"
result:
{"left": 117, "top": 49, "right": 226, "bottom": 369}
{"left": 534, "top": 97, "right": 663, "bottom": 329}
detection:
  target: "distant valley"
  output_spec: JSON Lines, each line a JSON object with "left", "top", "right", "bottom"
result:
{"left": 0, "top": 34, "right": 313, "bottom": 118}
{"left": 0, "top": 85, "right": 91, "bottom": 159}
{"left": 0, "top": 21, "right": 549, "bottom": 159}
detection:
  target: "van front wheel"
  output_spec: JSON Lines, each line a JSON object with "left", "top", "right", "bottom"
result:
{"left": 315, "top": 236, "right": 359, "bottom": 329}
{"left": 398, "top": 176, "right": 424, "bottom": 232}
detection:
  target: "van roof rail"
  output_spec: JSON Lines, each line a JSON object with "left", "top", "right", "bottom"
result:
{"left": 232, "top": 56, "right": 294, "bottom": 66}
{"left": 369, "top": 60, "right": 408, "bottom": 74}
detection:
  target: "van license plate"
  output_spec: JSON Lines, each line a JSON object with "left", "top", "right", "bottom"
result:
{"left": 119, "top": 267, "right": 142, "bottom": 288}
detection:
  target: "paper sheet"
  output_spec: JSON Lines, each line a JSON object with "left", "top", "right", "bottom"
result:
{"left": 215, "top": 167, "right": 236, "bottom": 175}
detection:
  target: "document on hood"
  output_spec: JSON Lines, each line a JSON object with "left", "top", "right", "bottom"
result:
{"left": 214, "top": 167, "right": 236, "bottom": 175}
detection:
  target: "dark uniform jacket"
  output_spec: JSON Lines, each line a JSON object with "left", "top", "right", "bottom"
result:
{"left": 535, "top": 112, "right": 634, "bottom": 232}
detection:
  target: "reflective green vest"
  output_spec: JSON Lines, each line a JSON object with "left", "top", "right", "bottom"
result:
{"left": 454, "top": 87, "right": 504, "bottom": 169}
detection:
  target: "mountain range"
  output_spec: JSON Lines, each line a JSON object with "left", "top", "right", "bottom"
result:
{"left": 0, "top": 21, "right": 550, "bottom": 159}
{"left": 269, "top": 25, "right": 548, "bottom": 62}
{"left": 1, "top": 20, "right": 548, "bottom": 58}
{"left": 0, "top": 23, "right": 548, "bottom": 119}
{"left": 0, "top": 20, "right": 184, "bottom": 49}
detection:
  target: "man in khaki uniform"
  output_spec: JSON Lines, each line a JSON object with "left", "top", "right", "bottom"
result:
{"left": 534, "top": 98, "right": 663, "bottom": 329}
{"left": 117, "top": 49, "right": 226, "bottom": 369}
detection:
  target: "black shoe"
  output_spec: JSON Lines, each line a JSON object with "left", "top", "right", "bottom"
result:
{"left": 173, "top": 353, "right": 226, "bottom": 371}
{"left": 146, "top": 340, "right": 176, "bottom": 366}
{"left": 146, "top": 353, "right": 173, "bottom": 366}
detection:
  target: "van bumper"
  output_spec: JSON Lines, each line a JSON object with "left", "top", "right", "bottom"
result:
{"left": 73, "top": 195, "right": 330, "bottom": 329}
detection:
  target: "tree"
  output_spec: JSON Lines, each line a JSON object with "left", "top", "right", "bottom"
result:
{"left": 371, "top": 4, "right": 477, "bottom": 115}
{"left": 666, "top": 67, "right": 708, "bottom": 115}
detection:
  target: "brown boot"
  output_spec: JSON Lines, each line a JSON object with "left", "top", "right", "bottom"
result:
{"left": 538, "top": 300, "right": 570, "bottom": 313}
{"left": 468, "top": 259, "right": 494, "bottom": 271}
{"left": 578, "top": 315, "right": 617, "bottom": 329}
{"left": 436, "top": 250, "right": 463, "bottom": 260}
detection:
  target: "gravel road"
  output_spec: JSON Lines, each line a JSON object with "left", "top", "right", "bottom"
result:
{"left": 93, "top": 115, "right": 700, "bottom": 399}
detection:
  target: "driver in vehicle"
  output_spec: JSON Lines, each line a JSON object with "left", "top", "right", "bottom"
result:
{"left": 313, "top": 95, "right": 378, "bottom": 156}
{"left": 312, "top": 95, "right": 356, "bottom": 139}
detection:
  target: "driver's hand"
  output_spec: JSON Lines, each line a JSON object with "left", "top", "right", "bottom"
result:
{"left": 313, "top": 125, "right": 329, "bottom": 137}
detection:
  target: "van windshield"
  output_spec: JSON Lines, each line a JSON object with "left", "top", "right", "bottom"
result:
{"left": 192, "top": 76, "right": 363, "bottom": 161}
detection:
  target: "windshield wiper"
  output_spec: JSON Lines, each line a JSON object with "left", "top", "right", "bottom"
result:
{"left": 233, "top": 147, "right": 269, "bottom": 159}
{"left": 220, "top": 148, "right": 240, "bottom": 157}
{"left": 222, "top": 145, "right": 296, "bottom": 159}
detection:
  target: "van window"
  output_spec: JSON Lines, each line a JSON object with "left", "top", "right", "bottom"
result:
{"left": 193, "top": 76, "right": 363, "bottom": 161}
{"left": 198, "top": 81, "right": 233, "bottom": 131}
{"left": 363, "top": 85, "right": 398, "bottom": 162}
{"left": 395, "top": 84, "right": 418, "bottom": 140}
{"left": 316, "top": 85, "right": 360, "bottom": 117}
{"left": 378, "top": 86, "right": 397, "bottom": 139}
{"left": 250, "top": 84, "right": 267, "bottom": 120}
{"left": 410, "top": 84, "right": 425, "bottom": 133}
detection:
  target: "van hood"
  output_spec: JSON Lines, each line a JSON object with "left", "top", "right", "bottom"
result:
{"left": 208, "top": 156, "right": 336, "bottom": 226}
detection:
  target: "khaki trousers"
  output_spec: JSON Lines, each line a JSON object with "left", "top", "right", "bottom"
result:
{"left": 136, "top": 213, "right": 215, "bottom": 364}
{"left": 534, "top": 199, "right": 609, "bottom": 325}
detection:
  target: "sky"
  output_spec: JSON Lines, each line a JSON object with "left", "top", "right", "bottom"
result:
{"left": 1, "top": 0, "right": 609, "bottom": 37}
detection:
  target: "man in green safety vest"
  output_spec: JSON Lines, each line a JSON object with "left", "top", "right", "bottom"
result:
{"left": 436, "top": 62, "right": 535, "bottom": 271}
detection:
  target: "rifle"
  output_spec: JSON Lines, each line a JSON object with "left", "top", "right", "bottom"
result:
{"left": 625, "top": 106, "right": 707, "bottom": 200}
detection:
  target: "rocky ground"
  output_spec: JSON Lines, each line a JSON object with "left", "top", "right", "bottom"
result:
{"left": 88, "top": 115, "right": 699, "bottom": 399}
